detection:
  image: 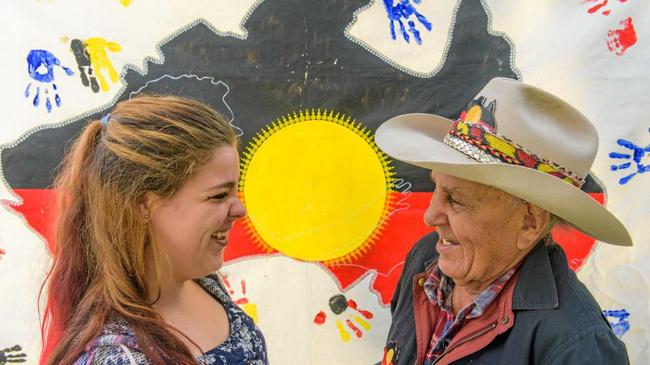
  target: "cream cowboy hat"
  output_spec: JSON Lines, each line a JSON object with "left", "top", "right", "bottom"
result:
{"left": 375, "top": 77, "right": 632, "bottom": 246}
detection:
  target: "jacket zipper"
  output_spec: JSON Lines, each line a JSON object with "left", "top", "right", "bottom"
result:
{"left": 431, "top": 320, "right": 498, "bottom": 364}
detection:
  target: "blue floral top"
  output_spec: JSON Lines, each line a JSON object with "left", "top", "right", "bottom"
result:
{"left": 73, "top": 275, "right": 268, "bottom": 365}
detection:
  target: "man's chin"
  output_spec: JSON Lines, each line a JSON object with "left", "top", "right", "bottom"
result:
{"left": 437, "top": 260, "right": 466, "bottom": 282}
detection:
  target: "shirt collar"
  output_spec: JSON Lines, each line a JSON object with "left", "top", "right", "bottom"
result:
{"left": 423, "top": 259, "right": 521, "bottom": 318}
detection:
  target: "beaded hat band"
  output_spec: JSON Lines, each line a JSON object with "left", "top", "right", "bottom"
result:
{"left": 443, "top": 120, "right": 586, "bottom": 188}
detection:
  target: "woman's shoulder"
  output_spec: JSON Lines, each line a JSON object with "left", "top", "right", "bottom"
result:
{"left": 73, "top": 318, "right": 148, "bottom": 365}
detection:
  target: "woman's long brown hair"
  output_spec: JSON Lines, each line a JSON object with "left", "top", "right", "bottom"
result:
{"left": 40, "top": 95, "right": 237, "bottom": 365}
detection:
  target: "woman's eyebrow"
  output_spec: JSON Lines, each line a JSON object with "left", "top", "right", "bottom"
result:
{"left": 204, "top": 181, "right": 236, "bottom": 192}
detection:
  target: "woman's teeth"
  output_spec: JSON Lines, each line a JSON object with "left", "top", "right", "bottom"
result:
{"left": 212, "top": 231, "right": 228, "bottom": 240}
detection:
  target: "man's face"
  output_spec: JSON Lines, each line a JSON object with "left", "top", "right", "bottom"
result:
{"left": 424, "top": 173, "right": 528, "bottom": 291}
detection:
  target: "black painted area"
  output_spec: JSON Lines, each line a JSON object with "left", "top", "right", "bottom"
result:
{"left": 2, "top": 0, "right": 519, "bottom": 191}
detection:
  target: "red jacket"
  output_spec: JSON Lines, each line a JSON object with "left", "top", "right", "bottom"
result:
{"left": 411, "top": 265, "right": 518, "bottom": 364}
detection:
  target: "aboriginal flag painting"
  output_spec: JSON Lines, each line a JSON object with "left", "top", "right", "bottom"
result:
{"left": 0, "top": 1, "right": 647, "bottom": 363}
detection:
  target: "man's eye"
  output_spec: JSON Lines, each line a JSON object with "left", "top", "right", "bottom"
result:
{"left": 446, "top": 195, "right": 462, "bottom": 206}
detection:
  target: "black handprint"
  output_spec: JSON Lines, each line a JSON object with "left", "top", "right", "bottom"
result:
{"left": 0, "top": 345, "right": 27, "bottom": 364}
{"left": 70, "top": 39, "right": 100, "bottom": 93}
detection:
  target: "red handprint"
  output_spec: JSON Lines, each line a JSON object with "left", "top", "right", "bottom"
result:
{"left": 607, "top": 17, "right": 637, "bottom": 55}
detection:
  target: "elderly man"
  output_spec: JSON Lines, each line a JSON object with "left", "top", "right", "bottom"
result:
{"left": 375, "top": 77, "right": 632, "bottom": 365}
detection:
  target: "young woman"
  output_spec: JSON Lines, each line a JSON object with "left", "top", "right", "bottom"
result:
{"left": 41, "top": 95, "right": 268, "bottom": 365}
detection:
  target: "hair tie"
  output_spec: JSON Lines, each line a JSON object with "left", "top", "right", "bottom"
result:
{"left": 100, "top": 113, "right": 111, "bottom": 127}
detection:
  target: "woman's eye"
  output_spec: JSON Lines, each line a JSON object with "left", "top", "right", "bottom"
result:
{"left": 209, "top": 193, "right": 229, "bottom": 201}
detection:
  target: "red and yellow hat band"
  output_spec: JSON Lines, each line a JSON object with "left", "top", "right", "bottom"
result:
{"left": 443, "top": 120, "right": 586, "bottom": 188}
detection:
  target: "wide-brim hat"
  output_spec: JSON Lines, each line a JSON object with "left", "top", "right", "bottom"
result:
{"left": 375, "top": 77, "right": 632, "bottom": 246}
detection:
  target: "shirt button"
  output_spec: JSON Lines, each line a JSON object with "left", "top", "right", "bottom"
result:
{"left": 501, "top": 316, "right": 510, "bottom": 325}
{"left": 418, "top": 278, "right": 426, "bottom": 286}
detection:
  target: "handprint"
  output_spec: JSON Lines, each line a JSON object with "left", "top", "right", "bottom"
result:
{"left": 24, "top": 50, "right": 74, "bottom": 113}
{"left": 581, "top": 1, "right": 637, "bottom": 55}
{"left": 223, "top": 277, "right": 258, "bottom": 323}
{"left": 70, "top": 37, "right": 121, "bottom": 93}
{"left": 313, "top": 294, "right": 374, "bottom": 342}
{"left": 603, "top": 309, "right": 630, "bottom": 337}
{"left": 70, "top": 39, "right": 100, "bottom": 93}
{"left": 382, "top": 0, "right": 432, "bottom": 45}
{"left": 607, "top": 17, "right": 637, "bottom": 56}
{"left": 0, "top": 344, "right": 27, "bottom": 364}
{"left": 609, "top": 129, "right": 650, "bottom": 184}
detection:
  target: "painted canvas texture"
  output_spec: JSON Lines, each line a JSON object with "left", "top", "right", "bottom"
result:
{"left": 0, "top": 1, "right": 647, "bottom": 364}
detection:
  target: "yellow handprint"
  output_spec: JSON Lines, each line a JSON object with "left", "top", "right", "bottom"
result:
{"left": 85, "top": 37, "right": 121, "bottom": 92}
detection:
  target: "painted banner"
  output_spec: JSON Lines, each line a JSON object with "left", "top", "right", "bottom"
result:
{"left": 0, "top": 1, "right": 647, "bottom": 364}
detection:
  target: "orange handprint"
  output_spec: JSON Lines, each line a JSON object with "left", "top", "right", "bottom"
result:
{"left": 313, "top": 294, "right": 374, "bottom": 342}
{"left": 223, "top": 277, "right": 259, "bottom": 323}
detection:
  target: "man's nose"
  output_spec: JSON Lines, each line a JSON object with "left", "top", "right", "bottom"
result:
{"left": 423, "top": 193, "right": 446, "bottom": 227}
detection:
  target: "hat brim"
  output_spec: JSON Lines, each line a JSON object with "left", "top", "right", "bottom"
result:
{"left": 375, "top": 113, "right": 632, "bottom": 246}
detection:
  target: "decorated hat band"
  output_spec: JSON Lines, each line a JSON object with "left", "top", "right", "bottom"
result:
{"left": 443, "top": 120, "right": 586, "bottom": 188}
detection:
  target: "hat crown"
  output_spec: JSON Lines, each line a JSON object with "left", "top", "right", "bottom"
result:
{"left": 477, "top": 77, "right": 598, "bottom": 179}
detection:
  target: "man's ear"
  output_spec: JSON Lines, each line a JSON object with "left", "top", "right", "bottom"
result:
{"left": 517, "top": 202, "right": 550, "bottom": 250}
{"left": 138, "top": 192, "right": 158, "bottom": 222}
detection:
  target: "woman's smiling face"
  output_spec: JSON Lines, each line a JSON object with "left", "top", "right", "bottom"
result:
{"left": 147, "top": 145, "right": 246, "bottom": 281}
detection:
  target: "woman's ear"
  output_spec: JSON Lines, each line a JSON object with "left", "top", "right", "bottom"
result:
{"left": 517, "top": 202, "right": 550, "bottom": 250}
{"left": 138, "top": 192, "right": 158, "bottom": 223}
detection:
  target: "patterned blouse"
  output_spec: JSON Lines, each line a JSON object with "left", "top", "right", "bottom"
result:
{"left": 73, "top": 275, "right": 268, "bottom": 365}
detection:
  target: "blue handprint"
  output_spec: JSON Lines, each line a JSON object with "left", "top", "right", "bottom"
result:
{"left": 24, "top": 49, "right": 74, "bottom": 113}
{"left": 382, "top": 0, "right": 432, "bottom": 45}
{"left": 609, "top": 128, "right": 650, "bottom": 185}
{"left": 602, "top": 309, "right": 630, "bottom": 338}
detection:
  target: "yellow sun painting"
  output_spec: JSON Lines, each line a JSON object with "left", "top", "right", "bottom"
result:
{"left": 239, "top": 109, "right": 395, "bottom": 264}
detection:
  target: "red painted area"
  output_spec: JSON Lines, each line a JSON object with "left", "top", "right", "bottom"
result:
{"left": 235, "top": 298, "right": 249, "bottom": 305}
{"left": 345, "top": 319, "right": 363, "bottom": 337}
{"left": 222, "top": 277, "right": 235, "bottom": 294}
{"left": 607, "top": 17, "right": 637, "bottom": 55}
{"left": 314, "top": 311, "right": 327, "bottom": 325}
{"left": 583, "top": 0, "right": 627, "bottom": 16}
{"left": 10, "top": 189, "right": 602, "bottom": 307}
{"left": 358, "top": 308, "right": 374, "bottom": 319}
{"left": 9, "top": 189, "right": 58, "bottom": 253}
{"left": 326, "top": 192, "right": 436, "bottom": 304}
{"left": 347, "top": 299, "right": 374, "bottom": 319}
{"left": 587, "top": 0, "right": 609, "bottom": 14}
{"left": 551, "top": 193, "right": 604, "bottom": 271}
{"left": 241, "top": 280, "right": 247, "bottom": 295}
